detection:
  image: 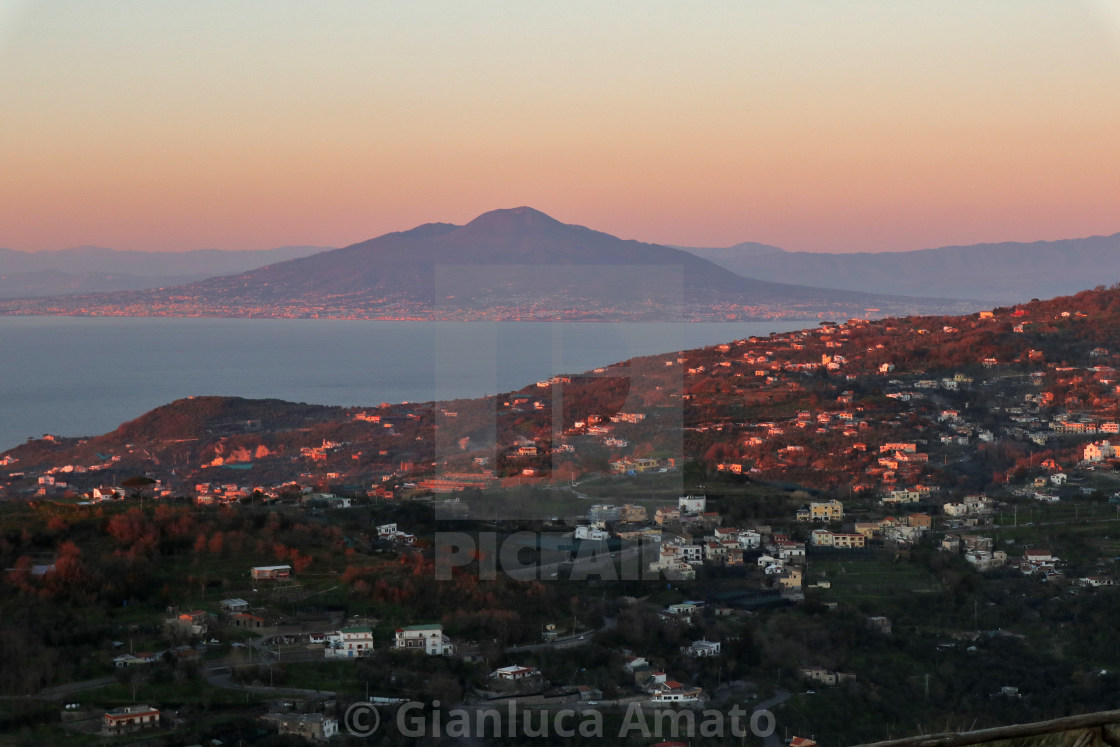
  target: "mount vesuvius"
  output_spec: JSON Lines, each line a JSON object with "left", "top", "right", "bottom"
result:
{"left": 0, "top": 208, "right": 983, "bottom": 321}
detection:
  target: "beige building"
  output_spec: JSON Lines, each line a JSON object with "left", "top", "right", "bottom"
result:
{"left": 809, "top": 499, "right": 844, "bottom": 521}
{"left": 267, "top": 713, "right": 339, "bottom": 742}
{"left": 810, "top": 530, "right": 866, "bottom": 548}
{"left": 103, "top": 705, "right": 160, "bottom": 737}
{"left": 618, "top": 503, "right": 648, "bottom": 522}
{"left": 778, "top": 567, "right": 803, "bottom": 590}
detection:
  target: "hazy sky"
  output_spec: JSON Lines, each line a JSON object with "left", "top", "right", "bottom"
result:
{"left": 2, "top": 1, "right": 1119, "bottom": 254}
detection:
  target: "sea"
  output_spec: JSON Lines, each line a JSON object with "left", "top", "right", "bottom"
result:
{"left": 0, "top": 316, "right": 813, "bottom": 452}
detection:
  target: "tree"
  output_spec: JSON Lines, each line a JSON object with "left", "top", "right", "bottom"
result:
{"left": 121, "top": 475, "right": 156, "bottom": 501}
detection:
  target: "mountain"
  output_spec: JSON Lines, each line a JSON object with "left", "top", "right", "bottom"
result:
{"left": 0, "top": 208, "right": 980, "bottom": 321}
{"left": 684, "top": 233, "right": 1120, "bottom": 303}
{"left": 0, "top": 245, "right": 331, "bottom": 298}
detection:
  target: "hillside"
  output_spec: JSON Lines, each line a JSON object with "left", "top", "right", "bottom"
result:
{"left": 6, "top": 288, "right": 1120, "bottom": 745}
{"left": 8, "top": 284, "right": 1120, "bottom": 497}
{"left": 0, "top": 208, "right": 980, "bottom": 321}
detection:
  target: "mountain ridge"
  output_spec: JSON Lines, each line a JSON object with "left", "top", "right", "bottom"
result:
{"left": 7, "top": 222, "right": 1118, "bottom": 305}
{"left": 686, "top": 232, "right": 1120, "bottom": 302}
{"left": 0, "top": 207, "right": 981, "bottom": 321}
{"left": 0, "top": 244, "right": 332, "bottom": 298}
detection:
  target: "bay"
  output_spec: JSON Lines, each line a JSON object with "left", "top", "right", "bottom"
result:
{"left": 0, "top": 316, "right": 812, "bottom": 451}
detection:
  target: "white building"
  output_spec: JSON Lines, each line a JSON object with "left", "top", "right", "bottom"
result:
{"left": 776, "top": 541, "right": 806, "bottom": 561}
{"left": 684, "top": 639, "right": 721, "bottom": 657}
{"left": 574, "top": 525, "right": 610, "bottom": 541}
{"left": 648, "top": 545, "right": 697, "bottom": 580}
{"left": 738, "top": 530, "right": 762, "bottom": 549}
{"left": 678, "top": 495, "right": 707, "bottom": 514}
{"left": 325, "top": 626, "right": 374, "bottom": 658}
{"left": 491, "top": 665, "right": 540, "bottom": 681}
{"left": 678, "top": 543, "right": 703, "bottom": 563}
{"left": 651, "top": 680, "right": 704, "bottom": 703}
{"left": 1084, "top": 440, "right": 1115, "bottom": 462}
{"left": 964, "top": 550, "right": 1008, "bottom": 571}
{"left": 394, "top": 624, "right": 454, "bottom": 655}
{"left": 662, "top": 602, "right": 701, "bottom": 623}
{"left": 220, "top": 598, "right": 250, "bottom": 614}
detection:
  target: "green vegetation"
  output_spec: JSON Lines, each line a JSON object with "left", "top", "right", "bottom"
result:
{"left": 9, "top": 289, "right": 1120, "bottom": 743}
{"left": 809, "top": 556, "right": 944, "bottom": 605}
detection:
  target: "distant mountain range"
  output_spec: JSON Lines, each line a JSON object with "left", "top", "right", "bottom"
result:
{"left": 5, "top": 219, "right": 1117, "bottom": 310}
{"left": 683, "top": 233, "right": 1120, "bottom": 303}
{"left": 0, "top": 245, "right": 329, "bottom": 298}
{"left": 0, "top": 207, "right": 979, "bottom": 321}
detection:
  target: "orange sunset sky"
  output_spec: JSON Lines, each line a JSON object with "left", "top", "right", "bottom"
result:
{"left": 1, "top": 1, "right": 1118, "bottom": 254}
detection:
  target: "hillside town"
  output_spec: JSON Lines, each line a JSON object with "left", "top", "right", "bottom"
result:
{"left": 3, "top": 288, "right": 1120, "bottom": 743}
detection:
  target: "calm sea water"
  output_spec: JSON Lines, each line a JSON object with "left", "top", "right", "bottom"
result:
{"left": 0, "top": 316, "right": 811, "bottom": 451}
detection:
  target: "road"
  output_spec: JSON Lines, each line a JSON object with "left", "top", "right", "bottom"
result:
{"left": 33, "top": 663, "right": 232, "bottom": 701}
{"left": 505, "top": 617, "right": 616, "bottom": 653}
{"left": 754, "top": 688, "right": 792, "bottom": 747}
{"left": 992, "top": 515, "right": 1120, "bottom": 530}
{"left": 506, "top": 542, "right": 658, "bottom": 582}
{"left": 34, "top": 676, "right": 120, "bottom": 700}
{"left": 32, "top": 642, "right": 274, "bottom": 701}
{"left": 204, "top": 668, "right": 335, "bottom": 699}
